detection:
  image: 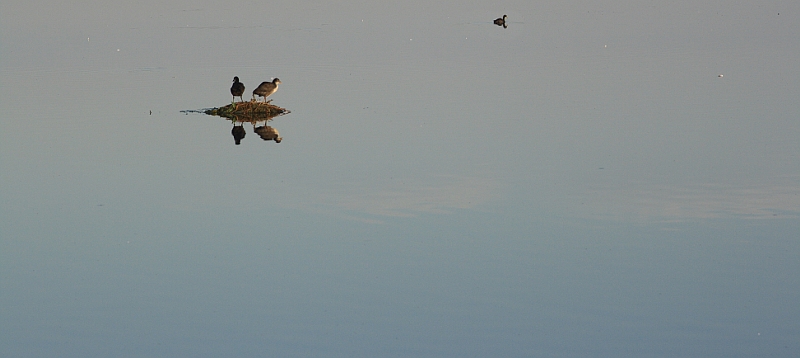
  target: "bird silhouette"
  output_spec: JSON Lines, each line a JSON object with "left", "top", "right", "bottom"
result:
{"left": 231, "top": 76, "right": 245, "bottom": 102}
{"left": 494, "top": 15, "right": 507, "bottom": 28}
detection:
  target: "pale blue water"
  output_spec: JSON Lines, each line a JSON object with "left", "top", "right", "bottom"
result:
{"left": 2, "top": 1, "right": 800, "bottom": 357}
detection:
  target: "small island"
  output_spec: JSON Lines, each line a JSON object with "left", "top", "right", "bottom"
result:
{"left": 204, "top": 100, "right": 290, "bottom": 119}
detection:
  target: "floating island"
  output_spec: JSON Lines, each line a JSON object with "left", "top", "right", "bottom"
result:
{"left": 203, "top": 100, "right": 290, "bottom": 121}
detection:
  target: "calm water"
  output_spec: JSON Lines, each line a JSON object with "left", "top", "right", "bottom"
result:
{"left": 2, "top": 1, "right": 800, "bottom": 357}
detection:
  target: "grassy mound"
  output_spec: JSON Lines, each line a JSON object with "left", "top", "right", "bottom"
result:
{"left": 204, "top": 100, "right": 290, "bottom": 119}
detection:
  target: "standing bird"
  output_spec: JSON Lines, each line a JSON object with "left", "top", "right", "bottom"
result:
{"left": 231, "top": 76, "right": 245, "bottom": 102}
{"left": 494, "top": 15, "right": 507, "bottom": 28}
{"left": 252, "top": 78, "right": 281, "bottom": 102}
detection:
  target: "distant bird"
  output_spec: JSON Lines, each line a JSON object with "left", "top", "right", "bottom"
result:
{"left": 231, "top": 76, "right": 245, "bottom": 102}
{"left": 253, "top": 78, "right": 281, "bottom": 102}
{"left": 494, "top": 15, "right": 507, "bottom": 28}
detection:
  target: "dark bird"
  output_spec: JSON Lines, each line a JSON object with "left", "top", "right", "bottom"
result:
{"left": 231, "top": 76, "right": 245, "bottom": 102}
{"left": 252, "top": 78, "right": 281, "bottom": 102}
{"left": 494, "top": 15, "right": 507, "bottom": 28}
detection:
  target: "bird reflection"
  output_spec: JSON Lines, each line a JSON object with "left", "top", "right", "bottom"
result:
{"left": 494, "top": 14, "right": 507, "bottom": 28}
{"left": 227, "top": 117, "right": 283, "bottom": 145}
{"left": 254, "top": 124, "right": 282, "bottom": 143}
{"left": 231, "top": 122, "right": 246, "bottom": 145}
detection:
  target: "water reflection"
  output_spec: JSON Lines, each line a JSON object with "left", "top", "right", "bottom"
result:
{"left": 579, "top": 179, "right": 800, "bottom": 222}
{"left": 295, "top": 176, "right": 497, "bottom": 224}
{"left": 5, "top": 1, "right": 800, "bottom": 356}
{"left": 231, "top": 122, "right": 246, "bottom": 145}
{"left": 229, "top": 118, "right": 284, "bottom": 145}
{"left": 254, "top": 124, "right": 282, "bottom": 143}
{"left": 202, "top": 100, "right": 290, "bottom": 145}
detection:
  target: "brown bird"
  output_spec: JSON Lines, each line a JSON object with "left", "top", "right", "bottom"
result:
{"left": 494, "top": 15, "right": 507, "bottom": 28}
{"left": 252, "top": 78, "right": 281, "bottom": 102}
{"left": 231, "top": 76, "right": 245, "bottom": 102}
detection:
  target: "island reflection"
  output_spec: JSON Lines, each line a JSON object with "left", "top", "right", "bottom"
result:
{"left": 205, "top": 101, "right": 290, "bottom": 145}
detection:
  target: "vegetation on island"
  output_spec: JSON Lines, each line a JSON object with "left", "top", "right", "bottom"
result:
{"left": 204, "top": 100, "right": 290, "bottom": 120}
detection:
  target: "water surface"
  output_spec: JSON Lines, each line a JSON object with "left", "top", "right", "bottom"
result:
{"left": 2, "top": 1, "right": 800, "bottom": 357}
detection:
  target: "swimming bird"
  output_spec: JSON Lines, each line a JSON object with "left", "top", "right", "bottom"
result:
{"left": 253, "top": 78, "right": 281, "bottom": 102}
{"left": 494, "top": 15, "right": 507, "bottom": 28}
{"left": 231, "top": 76, "right": 245, "bottom": 102}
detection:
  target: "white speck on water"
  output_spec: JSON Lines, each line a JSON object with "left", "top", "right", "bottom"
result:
{"left": 718, "top": 74, "right": 723, "bottom": 77}
{"left": 117, "top": 49, "right": 120, "bottom": 52}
